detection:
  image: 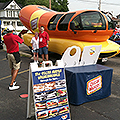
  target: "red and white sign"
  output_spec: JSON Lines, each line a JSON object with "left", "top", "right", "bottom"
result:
{"left": 87, "top": 75, "right": 102, "bottom": 95}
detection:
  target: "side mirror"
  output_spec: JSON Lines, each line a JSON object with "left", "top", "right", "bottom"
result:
{"left": 70, "top": 21, "right": 77, "bottom": 34}
{"left": 93, "top": 29, "right": 97, "bottom": 33}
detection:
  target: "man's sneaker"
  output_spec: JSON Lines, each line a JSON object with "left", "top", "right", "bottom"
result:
{"left": 13, "top": 81, "right": 16, "bottom": 86}
{"left": 9, "top": 85, "right": 20, "bottom": 91}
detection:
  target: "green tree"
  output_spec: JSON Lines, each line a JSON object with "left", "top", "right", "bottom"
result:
{"left": 52, "top": 0, "right": 69, "bottom": 12}
{"left": 0, "top": 0, "right": 69, "bottom": 12}
{"left": 24, "top": 0, "right": 49, "bottom": 7}
{"left": 24, "top": 0, "right": 69, "bottom": 12}
{"left": 0, "top": 0, "right": 26, "bottom": 6}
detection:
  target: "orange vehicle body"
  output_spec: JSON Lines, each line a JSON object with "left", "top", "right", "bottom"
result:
{"left": 19, "top": 5, "right": 120, "bottom": 60}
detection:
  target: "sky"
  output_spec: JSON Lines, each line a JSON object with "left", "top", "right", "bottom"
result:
{"left": 68, "top": 0, "right": 120, "bottom": 17}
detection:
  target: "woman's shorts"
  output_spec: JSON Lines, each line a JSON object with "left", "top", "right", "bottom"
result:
{"left": 39, "top": 47, "right": 48, "bottom": 55}
{"left": 33, "top": 49, "right": 39, "bottom": 53}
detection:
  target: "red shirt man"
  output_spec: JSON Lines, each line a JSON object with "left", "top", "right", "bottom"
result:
{"left": 39, "top": 26, "right": 49, "bottom": 61}
{"left": 3, "top": 30, "right": 24, "bottom": 91}
{"left": 39, "top": 30, "right": 49, "bottom": 48}
{"left": 3, "top": 33, "right": 23, "bottom": 53}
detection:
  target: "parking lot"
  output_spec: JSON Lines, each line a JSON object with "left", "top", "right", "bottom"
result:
{"left": 0, "top": 44, "right": 120, "bottom": 120}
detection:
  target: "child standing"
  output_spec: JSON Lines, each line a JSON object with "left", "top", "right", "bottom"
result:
{"left": 31, "top": 32, "right": 39, "bottom": 63}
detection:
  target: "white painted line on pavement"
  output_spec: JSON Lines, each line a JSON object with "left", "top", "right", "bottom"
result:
{"left": 0, "top": 58, "right": 7, "bottom": 61}
{"left": 0, "top": 69, "right": 29, "bottom": 81}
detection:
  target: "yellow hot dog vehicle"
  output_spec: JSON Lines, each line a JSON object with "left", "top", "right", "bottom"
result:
{"left": 19, "top": 5, "right": 120, "bottom": 62}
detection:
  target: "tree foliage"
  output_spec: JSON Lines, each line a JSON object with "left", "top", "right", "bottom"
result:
{"left": 52, "top": 0, "right": 69, "bottom": 12}
{"left": 1, "top": 0, "right": 69, "bottom": 12}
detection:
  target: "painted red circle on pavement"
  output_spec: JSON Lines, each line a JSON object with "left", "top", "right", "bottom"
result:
{"left": 19, "top": 94, "right": 28, "bottom": 98}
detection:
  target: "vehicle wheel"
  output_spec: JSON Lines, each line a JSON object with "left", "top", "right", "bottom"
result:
{"left": 97, "top": 58, "right": 107, "bottom": 64}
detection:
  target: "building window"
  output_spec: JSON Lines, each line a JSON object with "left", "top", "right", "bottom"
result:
{"left": 13, "top": 11, "right": 15, "bottom": 17}
{"left": 11, "top": 11, "right": 12, "bottom": 17}
{"left": 12, "top": 21, "right": 15, "bottom": 27}
{"left": 11, "top": 5, "right": 16, "bottom": 9}
{"left": 16, "top": 11, "right": 19, "bottom": 17}
{"left": 8, "top": 11, "right": 11, "bottom": 17}
{"left": 17, "top": 21, "right": 23, "bottom": 26}
{"left": 3, "top": 21, "right": 10, "bottom": 26}
{"left": 3, "top": 21, "right": 6, "bottom": 26}
{"left": 7, "top": 11, "right": 8, "bottom": 17}
{"left": 7, "top": 21, "right": 10, "bottom": 25}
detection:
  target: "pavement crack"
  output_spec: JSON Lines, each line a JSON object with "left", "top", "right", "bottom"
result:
{"left": 110, "top": 94, "right": 120, "bottom": 99}
{"left": 83, "top": 105, "right": 114, "bottom": 120}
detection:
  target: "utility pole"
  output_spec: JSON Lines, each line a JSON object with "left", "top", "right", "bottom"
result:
{"left": 49, "top": 0, "right": 51, "bottom": 9}
{"left": 98, "top": 0, "right": 101, "bottom": 10}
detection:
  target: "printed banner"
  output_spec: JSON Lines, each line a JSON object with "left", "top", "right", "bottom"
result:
{"left": 32, "top": 68, "right": 71, "bottom": 120}
{"left": 87, "top": 75, "right": 102, "bottom": 95}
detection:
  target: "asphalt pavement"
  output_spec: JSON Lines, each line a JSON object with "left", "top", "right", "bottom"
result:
{"left": 0, "top": 43, "right": 120, "bottom": 120}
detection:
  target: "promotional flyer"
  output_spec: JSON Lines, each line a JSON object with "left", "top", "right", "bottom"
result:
{"left": 32, "top": 68, "right": 71, "bottom": 120}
